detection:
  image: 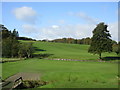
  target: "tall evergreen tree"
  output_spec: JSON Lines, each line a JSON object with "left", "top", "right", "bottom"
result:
{"left": 1, "top": 24, "right": 34, "bottom": 58}
{"left": 1, "top": 25, "right": 19, "bottom": 57}
{"left": 12, "top": 29, "right": 19, "bottom": 38}
{"left": 88, "top": 22, "right": 112, "bottom": 59}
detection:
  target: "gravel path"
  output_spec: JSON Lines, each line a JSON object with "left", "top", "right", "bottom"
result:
{"left": 47, "top": 58, "right": 118, "bottom": 63}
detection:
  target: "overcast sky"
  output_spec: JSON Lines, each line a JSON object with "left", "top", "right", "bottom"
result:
{"left": 2, "top": 2, "right": 118, "bottom": 41}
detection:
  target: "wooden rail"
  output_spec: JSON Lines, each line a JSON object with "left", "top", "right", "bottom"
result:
{"left": 2, "top": 77, "right": 23, "bottom": 90}
{"left": 12, "top": 77, "right": 23, "bottom": 88}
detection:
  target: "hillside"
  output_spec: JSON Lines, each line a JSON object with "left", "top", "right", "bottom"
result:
{"left": 2, "top": 41, "right": 118, "bottom": 88}
{"left": 33, "top": 41, "right": 117, "bottom": 60}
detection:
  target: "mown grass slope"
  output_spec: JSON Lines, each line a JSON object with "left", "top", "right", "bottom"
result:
{"left": 33, "top": 41, "right": 117, "bottom": 60}
{"left": 2, "top": 41, "right": 118, "bottom": 88}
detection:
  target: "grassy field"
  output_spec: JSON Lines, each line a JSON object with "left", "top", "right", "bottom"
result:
{"left": 2, "top": 41, "right": 119, "bottom": 88}
{"left": 33, "top": 41, "right": 117, "bottom": 60}
{"left": 2, "top": 59, "right": 118, "bottom": 88}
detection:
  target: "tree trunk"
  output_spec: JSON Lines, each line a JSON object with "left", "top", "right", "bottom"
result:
{"left": 99, "top": 53, "right": 102, "bottom": 59}
{"left": 27, "top": 52, "right": 30, "bottom": 58}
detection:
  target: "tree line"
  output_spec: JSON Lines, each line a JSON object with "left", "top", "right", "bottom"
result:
{"left": 1, "top": 24, "right": 34, "bottom": 58}
{"left": 18, "top": 37, "right": 36, "bottom": 41}
{"left": 49, "top": 37, "right": 91, "bottom": 45}
{"left": 41, "top": 36, "right": 117, "bottom": 47}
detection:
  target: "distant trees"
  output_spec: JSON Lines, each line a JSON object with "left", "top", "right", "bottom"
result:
{"left": 18, "top": 42, "right": 34, "bottom": 58}
{"left": 112, "top": 42, "right": 120, "bottom": 55}
{"left": 18, "top": 37, "right": 36, "bottom": 41}
{"left": 51, "top": 37, "right": 91, "bottom": 45}
{"left": 78, "top": 37, "right": 91, "bottom": 45}
{"left": 88, "top": 22, "right": 112, "bottom": 59}
{"left": 118, "top": 42, "right": 120, "bottom": 55}
{"left": 112, "top": 43, "right": 119, "bottom": 55}
{"left": 1, "top": 24, "right": 34, "bottom": 58}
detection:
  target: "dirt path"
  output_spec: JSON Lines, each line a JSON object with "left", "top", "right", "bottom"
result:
{"left": 5, "top": 72, "right": 41, "bottom": 81}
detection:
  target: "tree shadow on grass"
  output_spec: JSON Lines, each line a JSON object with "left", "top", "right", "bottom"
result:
{"left": 33, "top": 47, "right": 46, "bottom": 51}
{"left": 33, "top": 47, "right": 54, "bottom": 59}
{"left": 102, "top": 56, "right": 120, "bottom": 61}
{"left": 33, "top": 53, "right": 54, "bottom": 59}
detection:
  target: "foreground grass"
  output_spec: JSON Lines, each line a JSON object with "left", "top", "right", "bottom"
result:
{"left": 33, "top": 42, "right": 117, "bottom": 60}
{"left": 2, "top": 59, "right": 118, "bottom": 88}
{"left": 2, "top": 41, "right": 118, "bottom": 88}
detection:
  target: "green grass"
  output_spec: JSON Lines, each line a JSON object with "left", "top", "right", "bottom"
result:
{"left": 33, "top": 41, "right": 117, "bottom": 60}
{"left": 2, "top": 41, "right": 118, "bottom": 88}
{"left": 2, "top": 59, "right": 118, "bottom": 88}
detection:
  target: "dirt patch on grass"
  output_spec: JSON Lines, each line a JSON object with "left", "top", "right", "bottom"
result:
{"left": 16, "top": 80, "right": 48, "bottom": 89}
{"left": 5, "top": 72, "right": 41, "bottom": 82}
{"left": 3, "top": 73, "right": 49, "bottom": 89}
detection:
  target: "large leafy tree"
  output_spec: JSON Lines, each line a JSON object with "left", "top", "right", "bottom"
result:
{"left": 18, "top": 42, "right": 34, "bottom": 58}
{"left": 88, "top": 22, "right": 112, "bottom": 59}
